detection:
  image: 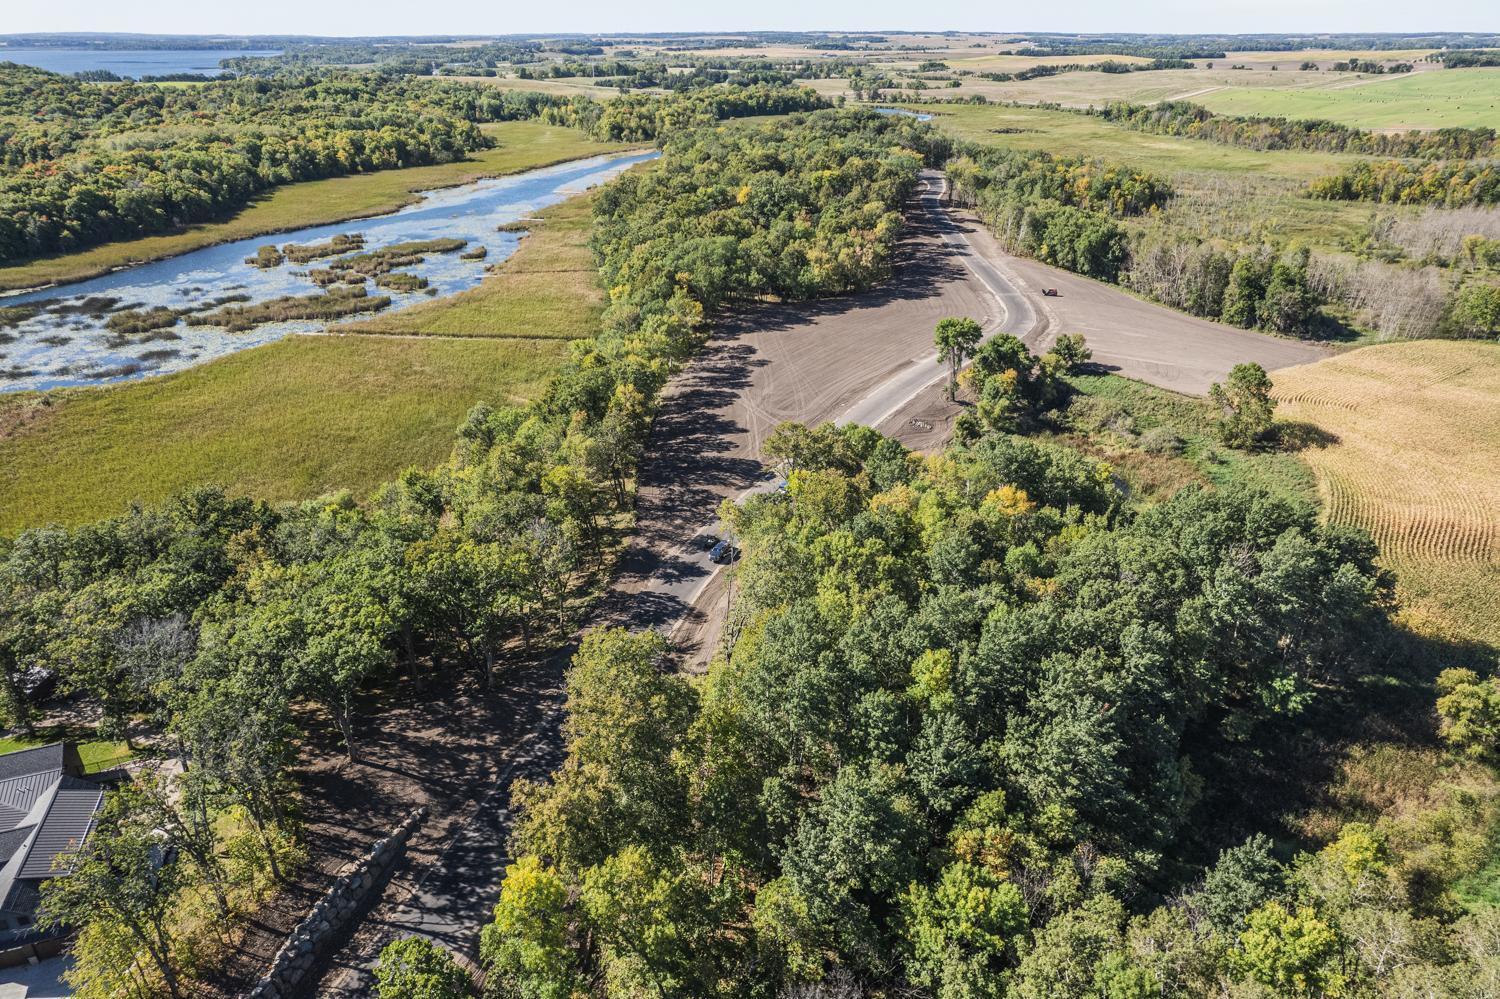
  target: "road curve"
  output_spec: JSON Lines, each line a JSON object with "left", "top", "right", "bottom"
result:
{"left": 314, "top": 165, "right": 1336, "bottom": 985}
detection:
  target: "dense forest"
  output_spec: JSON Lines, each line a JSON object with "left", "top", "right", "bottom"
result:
{"left": 0, "top": 65, "right": 826, "bottom": 265}
{"left": 477, "top": 357, "right": 1500, "bottom": 997}
{"left": 1094, "top": 100, "right": 1500, "bottom": 160}
{"left": 0, "top": 107, "right": 933, "bottom": 998}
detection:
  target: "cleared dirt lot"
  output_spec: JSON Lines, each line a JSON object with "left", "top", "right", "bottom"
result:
{"left": 958, "top": 220, "right": 1331, "bottom": 395}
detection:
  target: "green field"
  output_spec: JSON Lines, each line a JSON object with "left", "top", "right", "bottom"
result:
{"left": 0, "top": 730, "right": 133, "bottom": 773}
{"left": 0, "top": 335, "right": 568, "bottom": 533}
{"left": 0, "top": 120, "right": 625, "bottom": 292}
{"left": 908, "top": 102, "right": 1384, "bottom": 250}
{"left": 831, "top": 65, "right": 1500, "bottom": 132}
{"left": 1194, "top": 68, "right": 1500, "bottom": 131}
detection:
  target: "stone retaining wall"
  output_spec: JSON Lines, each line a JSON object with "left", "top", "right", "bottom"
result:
{"left": 246, "top": 806, "right": 427, "bottom": 999}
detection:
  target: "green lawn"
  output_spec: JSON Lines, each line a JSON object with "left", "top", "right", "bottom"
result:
{"left": 0, "top": 729, "right": 133, "bottom": 773}
{"left": 1194, "top": 68, "right": 1500, "bottom": 131}
{"left": 0, "top": 335, "right": 569, "bottom": 533}
{"left": 0, "top": 120, "right": 627, "bottom": 292}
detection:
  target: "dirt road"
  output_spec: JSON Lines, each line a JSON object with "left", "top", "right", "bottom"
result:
{"left": 297, "top": 169, "right": 1334, "bottom": 993}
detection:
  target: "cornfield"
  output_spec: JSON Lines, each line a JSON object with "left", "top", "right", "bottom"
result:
{"left": 1272, "top": 340, "right": 1500, "bottom": 645}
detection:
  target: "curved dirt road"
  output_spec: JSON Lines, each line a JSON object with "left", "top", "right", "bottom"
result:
{"left": 309, "top": 169, "right": 1333, "bottom": 991}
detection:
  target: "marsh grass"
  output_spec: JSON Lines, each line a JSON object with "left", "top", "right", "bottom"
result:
{"left": 0, "top": 335, "right": 569, "bottom": 532}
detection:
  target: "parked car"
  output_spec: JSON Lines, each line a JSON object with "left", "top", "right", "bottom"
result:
{"left": 709, "top": 540, "right": 737, "bottom": 564}
{"left": 1042, "top": 288, "right": 1059, "bottom": 297}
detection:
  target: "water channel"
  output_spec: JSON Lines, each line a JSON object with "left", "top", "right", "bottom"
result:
{"left": 0, "top": 150, "right": 658, "bottom": 393}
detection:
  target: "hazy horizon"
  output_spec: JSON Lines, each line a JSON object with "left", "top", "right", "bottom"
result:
{"left": 4, "top": 1, "right": 1498, "bottom": 41}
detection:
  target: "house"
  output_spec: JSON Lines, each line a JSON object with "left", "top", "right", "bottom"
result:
{"left": 0, "top": 743, "right": 107, "bottom": 954}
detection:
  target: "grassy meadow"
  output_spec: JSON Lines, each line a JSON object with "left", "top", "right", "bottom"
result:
{"left": 0, "top": 187, "right": 614, "bottom": 533}
{"left": 344, "top": 190, "right": 606, "bottom": 339}
{"left": 0, "top": 120, "right": 624, "bottom": 292}
{"left": 910, "top": 102, "right": 1385, "bottom": 252}
{"left": 1194, "top": 68, "right": 1500, "bottom": 131}
{"left": 0, "top": 335, "right": 568, "bottom": 532}
{"left": 1272, "top": 340, "right": 1500, "bottom": 650}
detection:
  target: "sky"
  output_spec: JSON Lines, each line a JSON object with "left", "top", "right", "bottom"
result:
{"left": 2, "top": 0, "right": 1497, "bottom": 39}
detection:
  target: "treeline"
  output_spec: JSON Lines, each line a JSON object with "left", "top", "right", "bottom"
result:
{"left": 947, "top": 145, "right": 1171, "bottom": 281}
{"left": 586, "top": 85, "right": 828, "bottom": 141}
{"left": 1094, "top": 99, "right": 1500, "bottom": 159}
{"left": 978, "top": 58, "right": 1192, "bottom": 84}
{"left": 0, "top": 107, "right": 928, "bottom": 995}
{"left": 949, "top": 145, "right": 1329, "bottom": 335}
{"left": 475, "top": 365, "right": 1489, "bottom": 997}
{"left": 0, "top": 67, "right": 501, "bottom": 263}
{"left": 221, "top": 40, "right": 545, "bottom": 75}
{"left": 1308, "top": 159, "right": 1500, "bottom": 208}
{"left": 1437, "top": 49, "right": 1500, "bottom": 68}
{"left": 1127, "top": 241, "right": 1322, "bottom": 335}
{"left": 0, "top": 65, "right": 825, "bottom": 264}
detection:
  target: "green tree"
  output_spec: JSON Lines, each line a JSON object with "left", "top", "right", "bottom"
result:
{"left": 1234, "top": 902, "right": 1345, "bottom": 996}
{"left": 481, "top": 856, "right": 582, "bottom": 999}
{"left": 1197, "top": 833, "right": 1285, "bottom": 935}
{"left": 903, "top": 860, "right": 1027, "bottom": 999}
{"left": 936, "top": 317, "right": 984, "bottom": 400}
{"left": 1047, "top": 332, "right": 1092, "bottom": 372}
{"left": 40, "top": 792, "right": 188, "bottom": 998}
{"left": 1208, "top": 362, "right": 1277, "bottom": 448}
{"left": 374, "top": 937, "right": 470, "bottom": 999}
{"left": 1435, "top": 668, "right": 1500, "bottom": 759}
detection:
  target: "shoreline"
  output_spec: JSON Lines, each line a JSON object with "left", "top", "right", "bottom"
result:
{"left": 0, "top": 141, "right": 647, "bottom": 296}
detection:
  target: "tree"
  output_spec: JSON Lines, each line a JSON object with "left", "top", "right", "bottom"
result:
{"left": 1047, "top": 332, "right": 1091, "bottom": 372}
{"left": 481, "top": 856, "right": 583, "bottom": 999}
{"left": 40, "top": 792, "right": 188, "bottom": 999}
{"left": 374, "top": 937, "right": 470, "bottom": 999}
{"left": 1197, "top": 833, "right": 1285, "bottom": 934}
{"left": 1235, "top": 902, "right": 1345, "bottom": 996}
{"left": 935, "top": 317, "right": 984, "bottom": 400}
{"left": 1435, "top": 668, "right": 1500, "bottom": 759}
{"left": 1208, "top": 362, "right": 1277, "bottom": 448}
{"left": 903, "top": 860, "right": 1028, "bottom": 999}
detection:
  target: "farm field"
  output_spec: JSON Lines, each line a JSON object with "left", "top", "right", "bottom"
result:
{"left": 0, "top": 120, "right": 623, "bottom": 292}
{"left": 810, "top": 67, "right": 1332, "bottom": 107}
{"left": 0, "top": 334, "right": 567, "bottom": 533}
{"left": 842, "top": 65, "right": 1500, "bottom": 131}
{"left": 1193, "top": 67, "right": 1500, "bottom": 130}
{"left": 910, "top": 102, "right": 1385, "bottom": 251}
{"left": 1272, "top": 340, "right": 1500, "bottom": 649}
{"left": 343, "top": 190, "right": 606, "bottom": 338}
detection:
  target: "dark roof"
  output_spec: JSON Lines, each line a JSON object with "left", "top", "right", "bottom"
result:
{"left": 18, "top": 777, "right": 103, "bottom": 879}
{"left": 0, "top": 743, "right": 66, "bottom": 782}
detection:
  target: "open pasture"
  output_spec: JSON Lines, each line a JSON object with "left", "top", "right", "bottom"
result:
{"left": 1193, "top": 67, "right": 1500, "bottom": 130}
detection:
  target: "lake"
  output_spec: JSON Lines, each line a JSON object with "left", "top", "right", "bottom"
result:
{"left": 0, "top": 150, "right": 658, "bottom": 393}
{"left": 0, "top": 47, "right": 279, "bottom": 78}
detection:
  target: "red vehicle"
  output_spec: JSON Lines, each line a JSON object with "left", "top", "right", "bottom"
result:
{"left": 1042, "top": 288, "right": 1059, "bottom": 297}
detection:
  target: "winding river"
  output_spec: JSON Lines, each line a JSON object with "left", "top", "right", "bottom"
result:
{"left": 0, "top": 150, "right": 658, "bottom": 393}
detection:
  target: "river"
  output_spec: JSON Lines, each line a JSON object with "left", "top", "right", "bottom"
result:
{"left": 0, "top": 150, "right": 658, "bottom": 394}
